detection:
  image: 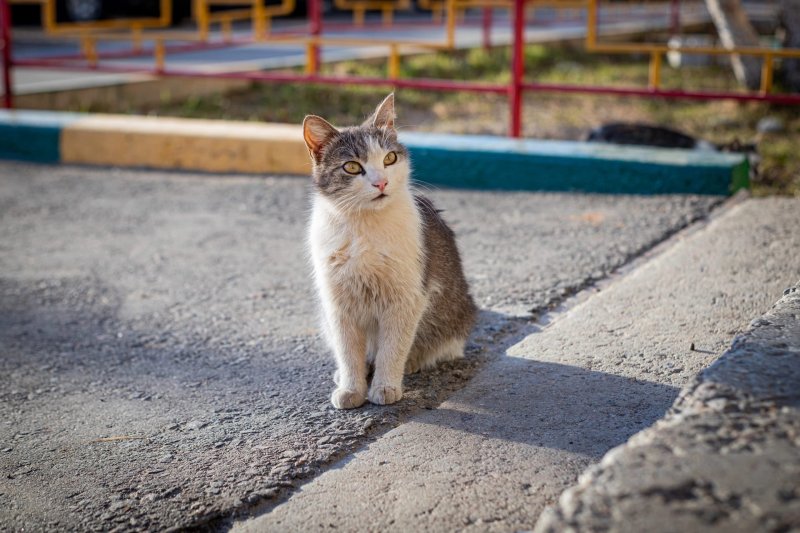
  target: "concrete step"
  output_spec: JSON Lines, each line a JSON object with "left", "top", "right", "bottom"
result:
{"left": 230, "top": 197, "right": 800, "bottom": 532}
{"left": 535, "top": 279, "right": 800, "bottom": 533}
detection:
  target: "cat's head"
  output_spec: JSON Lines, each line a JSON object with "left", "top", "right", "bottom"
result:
{"left": 302, "top": 93, "right": 410, "bottom": 212}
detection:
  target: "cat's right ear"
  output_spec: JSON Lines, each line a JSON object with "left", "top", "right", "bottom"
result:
{"left": 303, "top": 115, "right": 339, "bottom": 163}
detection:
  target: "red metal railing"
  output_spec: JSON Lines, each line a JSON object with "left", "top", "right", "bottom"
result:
{"left": 2, "top": 0, "right": 800, "bottom": 138}
{"left": 1, "top": 0, "right": 12, "bottom": 108}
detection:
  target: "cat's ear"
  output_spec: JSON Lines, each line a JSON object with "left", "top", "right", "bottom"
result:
{"left": 365, "top": 93, "right": 395, "bottom": 130}
{"left": 303, "top": 115, "right": 339, "bottom": 163}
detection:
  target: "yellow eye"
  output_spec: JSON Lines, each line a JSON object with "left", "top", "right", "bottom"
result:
{"left": 383, "top": 151, "right": 397, "bottom": 166}
{"left": 343, "top": 161, "right": 363, "bottom": 174}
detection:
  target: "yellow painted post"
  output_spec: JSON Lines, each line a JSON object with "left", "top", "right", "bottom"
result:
{"left": 132, "top": 25, "right": 143, "bottom": 52}
{"left": 354, "top": 6, "right": 365, "bottom": 26}
{"left": 254, "top": 0, "right": 267, "bottom": 40}
{"left": 43, "top": 0, "right": 56, "bottom": 33}
{"left": 81, "top": 35, "right": 98, "bottom": 66}
{"left": 382, "top": 5, "right": 393, "bottom": 26}
{"left": 305, "top": 42, "right": 318, "bottom": 74}
{"left": 389, "top": 44, "right": 400, "bottom": 79}
{"left": 648, "top": 51, "right": 661, "bottom": 90}
{"left": 446, "top": 0, "right": 456, "bottom": 48}
{"left": 760, "top": 53, "right": 774, "bottom": 95}
{"left": 195, "top": 0, "right": 210, "bottom": 41}
{"left": 586, "top": 0, "right": 596, "bottom": 49}
{"left": 155, "top": 38, "right": 166, "bottom": 71}
{"left": 432, "top": 4, "right": 442, "bottom": 23}
{"left": 221, "top": 16, "right": 233, "bottom": 41}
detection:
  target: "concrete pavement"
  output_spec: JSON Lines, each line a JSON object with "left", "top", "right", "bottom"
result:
{"left": 232, "top": 197, "right": 800, "bottom": 531}
{"left": 535, "top": 279, "right": 800, "bottom": 533}
{"left": 0, "top": 161, "right": 723, "bottom": 531}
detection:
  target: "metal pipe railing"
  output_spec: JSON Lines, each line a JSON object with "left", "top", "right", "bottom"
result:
{"left": 3, "top": 0, "right": 800, "bottom": 132}
{"left": 1, "top": 0, "right": 12, "bottom": 108}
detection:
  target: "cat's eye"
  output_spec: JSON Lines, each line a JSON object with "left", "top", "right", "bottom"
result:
{"left": 343, "top": 161, "right": 363, "bottom": 175}
{"left": 383, "top": 151, "right": 397, "bottom": 166}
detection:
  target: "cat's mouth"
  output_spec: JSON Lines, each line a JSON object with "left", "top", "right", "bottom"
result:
{"left": 372, "top": 193, "right": 388, "bottom": 201}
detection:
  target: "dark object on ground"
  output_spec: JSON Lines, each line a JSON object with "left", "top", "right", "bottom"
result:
{"left": 585, "top": 123, "right": 709, "bottom": 149}
{"left": 586, "top": 122, "right": 759, "bottom": 180}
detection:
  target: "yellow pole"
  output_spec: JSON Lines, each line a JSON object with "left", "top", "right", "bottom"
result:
{"left": 432, "top": 4, "right": 442, "bottom": 23}
{"left": 43, "top": 0, "right": 56, "bottom": 33}
{"left": 155, "top": 38, "right": 166, "bottom": 71}
{"left": 446, "top": 0, "right": 456, "bottom": 48}
{"left": 195, "top": 0, "right": 210, "bottom": 41}
{"left": 760, "top": 53, "right": 774, "bottom": 95}
{"left": 389, "top": 44, "right": 400, "bottom": 79}
{"left": 132, "top": 25, "right": 143, "bottom": 52}
{"left": 82, "top": 35, "right": 98, "bottom": 66}
{"left": 382, "top": 5, "right": 393, "bottom": 26}
{"left": 305, "top": 42, "right": 318, "bottom": 74}
{"left": 586, "top": 0, "right": 596, "bottom": 49}
{"left": 254, "top": 0, "right": 267, "bottom": 40}
{"left": 221, "top": 16, "right": 233, "bottom": 41}
{"left": 354, "top": 6, "right": 365, "bottom": 27}
{"left": 648, "top": 51, "right": 661, "bottom": 90}
{"left": 159, "top": 0, "right": 172, "bottom": 27}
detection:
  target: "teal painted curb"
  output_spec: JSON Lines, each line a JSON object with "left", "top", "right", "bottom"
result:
{"left": 401, "top": 133, "right": 749, "bottom": 195}
{"left": 0, "top": 110, "right": 82, "bottom": 164}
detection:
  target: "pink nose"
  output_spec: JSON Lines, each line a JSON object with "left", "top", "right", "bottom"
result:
{"left": 373, "top": 179, "right": 388, "bottom": 193}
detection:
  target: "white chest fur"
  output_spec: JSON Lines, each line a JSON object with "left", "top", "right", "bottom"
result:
{"left": 309, "top": 192, "right": 425, "bottom": 318}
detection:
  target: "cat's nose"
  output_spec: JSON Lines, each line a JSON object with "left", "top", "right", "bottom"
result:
{"left": 372, "top": 179, "right": 388, "bottom": 193}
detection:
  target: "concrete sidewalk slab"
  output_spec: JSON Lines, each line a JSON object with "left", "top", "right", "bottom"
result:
{"left": 0, "top": 110, "right": 748, "bottom": 194}
{"left": 534, "top": 280, "right": 800, "bottom": 533}
{"left": 232, "top": 198, "right": 800, "bottom": 532}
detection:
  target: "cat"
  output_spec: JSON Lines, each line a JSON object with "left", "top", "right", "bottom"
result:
{"left": 585, "top": 122, "right": 716, "bottom": 150}
{"left": 303, "top": 94, "right": 477, "bottom": 409}
{"left": 586, "top": 122, "right": 759, "bottom": 180}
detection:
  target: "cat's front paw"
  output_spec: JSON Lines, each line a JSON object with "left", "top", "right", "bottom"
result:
{"left": 368, "top": 383, "right": 403, "bottom": 405}
{"left": 331, "top": 388, "right": 366, "bottom": 409}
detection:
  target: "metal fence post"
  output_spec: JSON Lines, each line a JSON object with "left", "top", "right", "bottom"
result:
{"left": 509, "top": 0, "right": 524, "bottom": 137}
{"left": 1, "top": 0, "right": 13, "bottom": 109}
{"left": 309, "top": 0, "right": 322, "bottom": 74}
{"left": 482, "top": 7, "right": 492, "bottom": 50}
{"left": 670, "top": 0, "right": 680, "bottom": 37}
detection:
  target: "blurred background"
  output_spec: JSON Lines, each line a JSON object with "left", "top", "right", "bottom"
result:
{"left": 2, "top": 0, "right": 798, "bottom": 195}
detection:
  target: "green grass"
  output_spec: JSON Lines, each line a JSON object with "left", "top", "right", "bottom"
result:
{"left": 70, "top": 43, "right": 800, "bottom": 196}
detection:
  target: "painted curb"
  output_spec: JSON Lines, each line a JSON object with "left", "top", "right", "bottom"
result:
{"left": 0, "top": 110, "right": 748, "bottom": 195}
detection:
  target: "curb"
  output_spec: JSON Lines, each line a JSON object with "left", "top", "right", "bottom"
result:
{"left": 534, "top": 280, "right": 800, "bottom": 533}
{"left": 0, "top": 110, "right": 749, "bottom": 194}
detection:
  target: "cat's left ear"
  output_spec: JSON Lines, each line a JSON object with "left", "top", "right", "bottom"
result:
{"left": 365, "top": 93, "right": 395, "bottom": 130}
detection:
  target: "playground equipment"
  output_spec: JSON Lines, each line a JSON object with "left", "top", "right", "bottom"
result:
{"left": 1, "top": 0, "right": 799, "bottom": 137}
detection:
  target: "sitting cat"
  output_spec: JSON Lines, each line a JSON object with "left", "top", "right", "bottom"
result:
{"left": 303, "top": 94, "right": 477, "bottom": 409}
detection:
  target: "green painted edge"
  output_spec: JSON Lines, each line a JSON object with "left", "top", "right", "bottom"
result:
{"left": 406, "top": 146, "right": 740, "bottom": 195}
{"left": 730, "top": 159, "right": 750, "bottom": 193}
{"left": 0, "top": 123, "right": 61, "bottom": 163}
{"left": 0, "top": 110, "right": 85, "bottom": 164}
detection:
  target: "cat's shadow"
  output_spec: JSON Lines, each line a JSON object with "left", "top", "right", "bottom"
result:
{"left": 400, "top": 310, "right": 680, "bottom": 458}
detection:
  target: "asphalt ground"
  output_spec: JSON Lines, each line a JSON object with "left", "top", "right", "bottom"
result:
{"left": 0, "top": 161, "right": 720, "bottom": 531}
